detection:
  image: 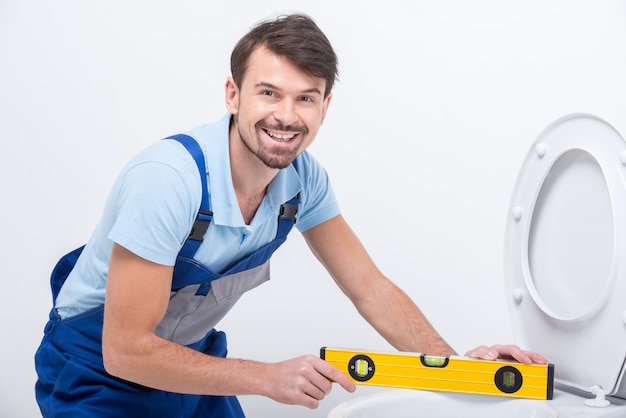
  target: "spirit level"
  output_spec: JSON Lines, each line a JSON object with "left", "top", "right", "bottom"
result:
{"left": 320, "top": 347, "right": 554, "bottom": 400}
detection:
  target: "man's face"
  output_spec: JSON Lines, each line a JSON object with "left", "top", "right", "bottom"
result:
{"left": 226, "top": 46, "right": 332, "bottom": 169}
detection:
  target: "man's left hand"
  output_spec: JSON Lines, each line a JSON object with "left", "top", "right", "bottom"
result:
{"left": 465, "top": 344, "right": 547, "bottom": 364}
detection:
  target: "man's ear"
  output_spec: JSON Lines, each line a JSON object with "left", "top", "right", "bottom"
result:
{"left": 320, "top": 91, "right": 332, "bottom": 124}
{"left": 225, "top": 76, "right": 239, "bottom": 114}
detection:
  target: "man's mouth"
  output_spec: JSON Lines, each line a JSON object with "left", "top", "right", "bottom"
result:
{"left": 263, "top": 128, "right": 299, "bottom": 142}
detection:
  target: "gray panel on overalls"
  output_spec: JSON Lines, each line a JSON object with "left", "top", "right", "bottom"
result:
{"left": 34, "top": 134, "right": 300, "bottom": 417}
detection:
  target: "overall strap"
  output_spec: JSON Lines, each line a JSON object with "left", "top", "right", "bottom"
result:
{"left": 277, "top": 192, "right": 300, "bottom": 239}
{"left": 276, "top": 156, "right": 300, "bottom": 239}
{"left": 49, "top": 246, "right": 85, "bottom": 306}
{"left": 165, "top": 134, "right": 213, "bottom": 259}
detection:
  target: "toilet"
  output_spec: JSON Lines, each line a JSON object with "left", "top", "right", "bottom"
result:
{"left": 328, "top": 114, "right": 626, "bottom": 417}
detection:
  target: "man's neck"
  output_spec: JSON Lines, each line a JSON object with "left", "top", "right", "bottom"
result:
{"left": 229, "top": 128, "right": 279, "bottom": 224}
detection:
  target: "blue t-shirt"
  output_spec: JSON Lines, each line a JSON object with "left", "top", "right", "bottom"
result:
{"left": 55, "top": 114, "right": 340, "bottom": 319}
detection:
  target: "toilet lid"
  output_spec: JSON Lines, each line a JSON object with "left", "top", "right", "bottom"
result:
{"left": 504, "top": 114, "right": 626, "bottom": 397}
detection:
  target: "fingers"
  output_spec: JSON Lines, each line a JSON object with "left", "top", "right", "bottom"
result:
{"left": 297, "top": 357, "right": 356, "bottom": 409}
{"left": 464, "top": 344, "right": 547, "bottom": 364}
{"left": 271, "top": 355, "right": 356, "bottom": 409}
{"left": 300, "top": 380, "right": 328, "bottom": 409}
{"left": 316, "top": 360, "right": 356, "bottom": 393}
{"left": 491, "top": 344, "right": 547, "bottom": 364}
{"left": 525, "top": 350, "right": 548, "bottom": 364}
{"left": 305, "top": 365, "right": 334, "bottom": 401}
{"left": 465, "top": 345, "right": 499, "bottom": 360}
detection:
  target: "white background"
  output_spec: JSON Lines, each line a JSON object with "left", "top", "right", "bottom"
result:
{"left": 2, "top": 1, "right": 626, "bottom": 417}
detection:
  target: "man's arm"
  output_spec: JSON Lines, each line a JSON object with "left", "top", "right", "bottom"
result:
{"left": 302, "top": 215, "right": 455, "bottom": 355}
{"left": 102, "top": 243, "right": 355, "bottom": 408}
{"left": 303, "top": 215, "right": 546, "bottom": 364}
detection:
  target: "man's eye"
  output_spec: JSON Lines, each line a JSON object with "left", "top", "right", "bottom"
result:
{"left": 299, "top": 96, "right": 314, "bottom": 103}
{"left": 262, "top": 90, "right": 275, "bottom": 97}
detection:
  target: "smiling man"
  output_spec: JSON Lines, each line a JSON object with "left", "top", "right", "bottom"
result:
{"left": 228, "top": 47, "right": 324, "bottom": 170}
{"left": 34, "top": 13, "right": 545, "bottom": 418}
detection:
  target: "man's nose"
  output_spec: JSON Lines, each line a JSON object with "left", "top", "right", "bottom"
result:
{"left": 273, "top": 99, "right": 298, "bottom": 126}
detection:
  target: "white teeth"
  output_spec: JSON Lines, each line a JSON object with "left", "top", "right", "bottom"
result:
{"left": 267, "top": 130, "right": 295, "bottom": 141}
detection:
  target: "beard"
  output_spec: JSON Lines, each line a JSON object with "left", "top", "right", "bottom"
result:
{"left": 238, "top": 119, "right": 309, "bottom": 169}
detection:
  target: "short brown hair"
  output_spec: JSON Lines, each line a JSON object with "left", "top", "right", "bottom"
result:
{"left": 230, "top": 14, "right": 338, "bottom": 98}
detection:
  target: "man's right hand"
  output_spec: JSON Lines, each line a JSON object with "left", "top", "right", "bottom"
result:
{"left": 263, "top": 354, "right": 356, "bottom": 409}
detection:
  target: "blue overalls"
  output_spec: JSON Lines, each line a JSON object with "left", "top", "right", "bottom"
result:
{"left": 34, "top": 134, "right": 300, "bottom": 417}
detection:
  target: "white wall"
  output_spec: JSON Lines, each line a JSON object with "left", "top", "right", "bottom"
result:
{"left": 2, "top": 1, "right": 626, "bottom": 417}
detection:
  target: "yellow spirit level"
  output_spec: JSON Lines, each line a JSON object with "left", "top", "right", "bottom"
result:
{"left": 320, "top": 347, "right": 554, "bottom": 400}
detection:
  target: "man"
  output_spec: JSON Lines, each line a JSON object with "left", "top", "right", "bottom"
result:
{"left": 35, "top": 13, "right": 545, "bottom": 417}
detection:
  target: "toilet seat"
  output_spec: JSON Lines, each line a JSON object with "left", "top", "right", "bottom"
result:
{"left": 504, "top": 114, "right": 626, "bottom": 399}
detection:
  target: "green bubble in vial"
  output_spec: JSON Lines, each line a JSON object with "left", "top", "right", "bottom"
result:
{"left": 423, "top": 356, "right": 447, "bottom": 367}
{"left": 355, "top": 359, "right": 369, "bottom": 377}
{"left": 503, "top": 371, "right": 516, "bottom": 388}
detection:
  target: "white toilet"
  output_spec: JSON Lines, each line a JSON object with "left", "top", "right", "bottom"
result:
{"left": 328, "top": 114, "right": 626, "bottom": 417}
